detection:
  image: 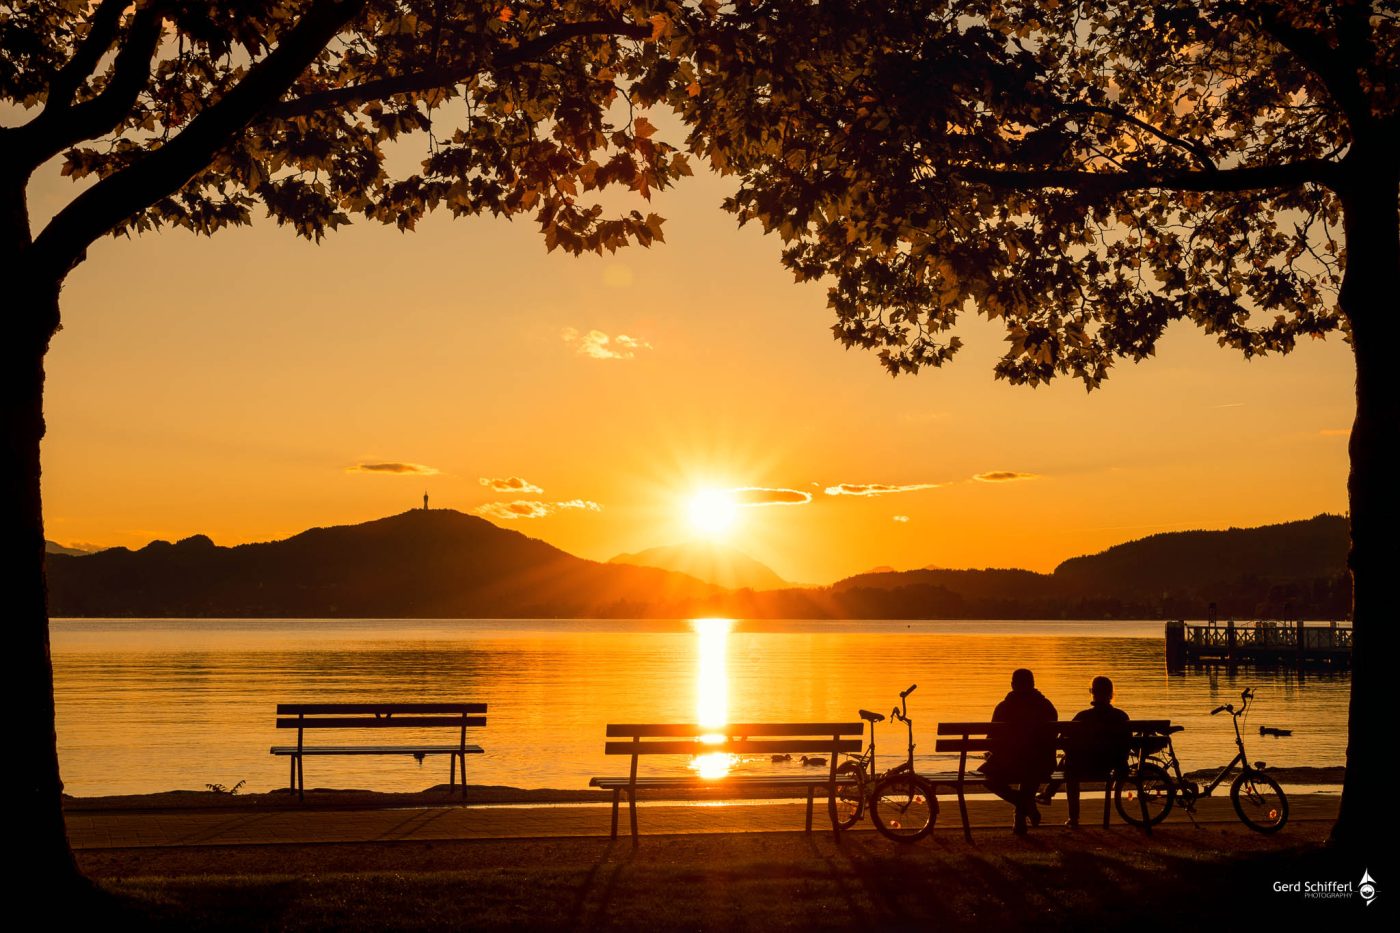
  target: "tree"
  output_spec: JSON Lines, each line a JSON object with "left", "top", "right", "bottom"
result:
{"left": 671, "top": 0, "right": 1395, "bottom": 857}
{"left": 3, "top": 0, "right": 693, "bottom": 887}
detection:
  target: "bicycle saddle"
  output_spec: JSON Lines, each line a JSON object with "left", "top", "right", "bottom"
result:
{"left": 1167, "top": 725, "right": 1185, "bottom": 734}
{"left": 859, "top": 709, "right": 886, "bottom": 723}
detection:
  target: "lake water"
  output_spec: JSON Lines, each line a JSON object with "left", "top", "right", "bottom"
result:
{"left": 50, "top": 618, "right": 1350, "bottom": 797}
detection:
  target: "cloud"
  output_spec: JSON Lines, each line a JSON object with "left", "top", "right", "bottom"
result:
{"left": 973, "top": 471, "right": 1039, "bottom": 483}
{"left": 474, "top": 499, "right": 601, "bottom": 521}
{"left": 480, "top": 476, "right": 543, "bottom": 494}
{"left": 348, "top": 461, "right": 440, "bottom": 475}
{"left": 824, "top": 482, "right": 941, "bottom": 497}
{"left": 892, "top": 515, "right": 911, "bottom": 523}
{"left": 561, "top": 327, "right": 653, "bottom": 360}
{"left": 732, "top": 487, "right": 813, "bottom": 507}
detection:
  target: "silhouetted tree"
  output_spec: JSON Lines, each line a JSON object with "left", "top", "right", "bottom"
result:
{"left": 3, "top": 0, "right": 693, "bottom": 890}
{"left": 672, "top": 0, "right": 1394, "bottom": 857}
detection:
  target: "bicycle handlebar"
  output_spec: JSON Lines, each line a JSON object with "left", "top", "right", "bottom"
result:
{"left": 1210, "top": 704, "right": 1230, "bottom": 716}
{"left": 901, "top": 684, "right": 917, "bottom": 698}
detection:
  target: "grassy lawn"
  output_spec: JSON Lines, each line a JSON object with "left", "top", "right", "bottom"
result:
{"left": 73, "top": 821, "right": 1377, "bottom": 930}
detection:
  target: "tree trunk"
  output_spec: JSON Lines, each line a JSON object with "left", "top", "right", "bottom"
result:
{"left": 1330, "top": 146, "right": 1399, "bottom": 862}
{"left": 6, "top": 277, "right": 79, "bottom": 887}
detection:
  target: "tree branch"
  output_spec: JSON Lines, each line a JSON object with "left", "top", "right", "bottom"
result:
{"left": 11, "top": 2, "right": 165, "bottom": 173}
{"left": 43, "top": 0, "right": 130, "bottom": 111}
{"left": 266, "top": 19, "right": 651, "bottom": 120}
{"left": 1237, "top": 2, "right": 1370, "bottom": 131}
{"left": 954, "top": 158, "right": 1339, "bottom": 195}
{"left": 30, "top": 0, "right": 369, "bottom": 279}
{"left": 1061, "top": 102, "right": 1217, "bottom": 170}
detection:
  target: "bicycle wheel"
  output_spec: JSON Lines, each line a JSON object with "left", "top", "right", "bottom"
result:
{"left": 1231, "top": 771, "right": 1288, "bottom": 833}
{"left": 1114, "top": 763, "right": 1175, "bottom": 827}
{"left": 870, "top": 774, "right": 937, "bottom": 843}
{"left": 829, "top": 760, "right": 866, "bottom": 829}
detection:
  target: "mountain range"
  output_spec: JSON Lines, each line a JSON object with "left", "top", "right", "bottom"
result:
{"left": 609, "top": 541, "right": 792, "bottom": 590}
{"left": 45, "top": 510, "right": 1351, "bottom": 620}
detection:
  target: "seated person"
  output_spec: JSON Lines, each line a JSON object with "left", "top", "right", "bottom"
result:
{"left": 981, "top": 668, "right": 1058, "bottom": 834}
{"left": 1039, "top": 675, "right": 1130, "bottom": 827}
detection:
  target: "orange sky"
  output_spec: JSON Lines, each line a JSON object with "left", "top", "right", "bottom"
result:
{"left": 34, "top": 154, "right": 1352, "bottom": 584}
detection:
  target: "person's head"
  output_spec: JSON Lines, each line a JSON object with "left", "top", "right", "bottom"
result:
{"left": 1090, "top": 675, "right": 1114, "bottom": 704}
{"left": 1011, "top": 668, "right": 1035, "bottom": 691}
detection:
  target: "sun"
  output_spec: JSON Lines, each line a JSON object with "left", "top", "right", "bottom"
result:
{"left": 687, "top": 489, "right": 739, "bottom": 538}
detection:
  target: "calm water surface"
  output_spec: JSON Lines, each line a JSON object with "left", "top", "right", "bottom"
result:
{"left": 50, "top": 619, "right": 1350, "bottom": 797}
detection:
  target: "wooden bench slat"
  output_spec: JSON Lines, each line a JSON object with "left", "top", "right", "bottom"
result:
{"left": 271, "top": 744, "right": 484, "bottom": 756}
{"left": 276, "top": 716, "right": 486, "bottom": 729}
{"left": 605, "top": 722, "right": 863, "bottom": 737}
{"left": 277, "top": 703, "right": 487, "bottom": 714}
{"left": 605, "top": 739, "right": 863, "bottom": 756}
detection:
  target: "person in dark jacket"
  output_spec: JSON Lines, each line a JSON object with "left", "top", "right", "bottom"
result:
{"left": 981, "top": 668, "right": 1059, "bottom": 834}
{"left": 1038, "top": 675, "right": 1131, "bottom": 827}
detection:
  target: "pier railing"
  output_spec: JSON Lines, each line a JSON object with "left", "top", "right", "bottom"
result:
{"left": 1166, "top": 619, "right": 1351, "bottom": 670}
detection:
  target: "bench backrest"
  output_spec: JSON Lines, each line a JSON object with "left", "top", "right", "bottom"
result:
{"left": 605, "top": 722, "right": 863, "bottom": 782}
{"left": 276, "top": 704, "right": 487, "bottom": 748}
{"left": 934, "top": 719, "right": 1172, "bottom": 772}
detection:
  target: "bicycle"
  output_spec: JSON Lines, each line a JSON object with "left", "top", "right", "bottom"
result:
{"left": 830, "top": 684, "right": 939, "bottom": 843}
{"left": 1115, "top": 687, "right": 1289, "bottom": 833}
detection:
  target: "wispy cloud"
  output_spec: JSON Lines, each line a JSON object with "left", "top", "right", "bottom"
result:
{"left": 348, "top": 461, "right": 440, "bottom": 475}
{"left": 474, "top": 499, "right": 601, "bottom": 521}
{"left": 892, "top": 515, "right": 911, "bottom": 523}
{"left": 824, "top": 482, "right": 941, "bottom": 497}
{"left": 561, "top": 327, "right": 653, "bottom": 360}
{"left": 973, "top": 471, "right": 1039, "bottom": 483}
{"left": 733, "top": 487, "right": 812, "bottom": 507}
{"left": 480, "top": 476, "right": 543, "bottom": 494}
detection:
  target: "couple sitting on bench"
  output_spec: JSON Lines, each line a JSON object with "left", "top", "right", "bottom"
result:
{"left": 980, "top": 669, "right": 1130, "bottom": 834}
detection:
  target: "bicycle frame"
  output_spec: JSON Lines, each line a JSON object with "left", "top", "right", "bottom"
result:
{"left": 1139, "top": 688, "right": 1264, "bottom": 806}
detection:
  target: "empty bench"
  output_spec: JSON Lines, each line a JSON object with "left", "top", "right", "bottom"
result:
{"left": 271, "top": 703, "right": 486, "bottom": 801}
{"left": 590, "top": 722, "right": 863, "bottom": 841}
{"left": 928, "top": 719, "right": 1172, "bottom": 840}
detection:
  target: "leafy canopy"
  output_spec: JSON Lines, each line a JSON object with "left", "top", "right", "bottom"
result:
{"left": 3, "top": 1, "right": 699, "bottom": 284}
{"left": 672, "top": 0, "right": 1396, "bottom": 386}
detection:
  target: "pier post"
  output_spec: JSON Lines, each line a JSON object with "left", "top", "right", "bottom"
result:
{"left": 1296, "top": 617, "right": 1306, "bottom": 668}
{"left": 1226, "top": 618, "right": 1236, "bottom": 667}
{"left": 1165, "top": 620, "right": 1185, "bottom": 672}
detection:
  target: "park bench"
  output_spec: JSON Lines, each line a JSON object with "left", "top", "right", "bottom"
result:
{"left": 271, "top": 703, "right": 486, "bottom": 802}
{"left": 928, "top": 719, "right": 1173, "bottom": 840}
{"left": 590, "top": 722, "right": 864, "bottom": 841}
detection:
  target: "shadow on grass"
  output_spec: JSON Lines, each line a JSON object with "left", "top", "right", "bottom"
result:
{"left": 76, "top": 830, "right": 1372, "bottom": 931}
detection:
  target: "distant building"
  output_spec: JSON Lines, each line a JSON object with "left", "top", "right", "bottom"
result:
{"left": 423, "top": 492, "right": 429, "bottom": 511}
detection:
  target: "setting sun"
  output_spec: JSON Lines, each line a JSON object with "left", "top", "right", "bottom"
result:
{"left": 687, "top": 489, "right": 739, "bottom": 538}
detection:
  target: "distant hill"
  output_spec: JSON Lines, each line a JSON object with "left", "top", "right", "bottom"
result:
{"left": 46, "top": 510, "right": 722, "bottom": 618}
{"left": 609, "top": 541, "right": 790, "bottom": 590}
{"left": 45, "top": 540, "right": 94, "bottom": 557}
{"left": 46, "top": 511, "right": 1351, "bottom": 620}
{"left": 802, "top": 515, "right": 1350, "bottom": 620}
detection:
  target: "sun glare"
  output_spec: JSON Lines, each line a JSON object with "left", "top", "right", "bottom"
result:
{"left": 687, "top": 489, "right": 739, "bottom": 538}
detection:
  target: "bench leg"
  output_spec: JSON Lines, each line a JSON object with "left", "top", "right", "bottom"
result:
{"left": 297, "top": 755, "right": 305, "bottom": 803}
{"left": 806, "top": 787, "right": 814, "bottom": 833}
{"left": 610, "top": 789, "right": 619, "bottom": 839}
{"left": 957, "top": 787, "right": 972, "bottom": 843}
{"left": 628, "top": 788, "right": 639, "bottom": 843}
{"left": 1103, "top": 781, "right": 1112, "bottom": 828}
{"left": 460, "top": 754, "right": 468, "bottom": 801}
{"left": 288, "top": 755, "right": 296, "bottom": 794}
{"left": 1138, "top": 783, "right": 1152, "bottom": 836}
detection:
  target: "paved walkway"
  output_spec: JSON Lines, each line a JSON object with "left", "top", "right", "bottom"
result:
{"left": 66, "top": 793, "right": 1339, "bottom": 850}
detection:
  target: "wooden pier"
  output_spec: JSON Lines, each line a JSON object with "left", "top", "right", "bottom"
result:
{"left": 1165, "top": 618, "right": 1352, "bottom": 671}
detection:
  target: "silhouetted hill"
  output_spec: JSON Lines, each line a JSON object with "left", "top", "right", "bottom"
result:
{"left": 787, "top": 515, "right": 1350, "bottom": 620}
{"left": 47, "top": 510, "right": 721, "bottom": 618}
{"left": 45, "top": 540, "right": 94, "bottom": 557}
{"left": 47, "top": 511, "right": 1351, "bottom": 620}
{"left": 609, "top": 541, "right": 790, "bottom": 590}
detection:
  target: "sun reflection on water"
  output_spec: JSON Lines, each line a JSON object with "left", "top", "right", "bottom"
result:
{"left": 692, "top": 618, "right": 736, "bottom": 779}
